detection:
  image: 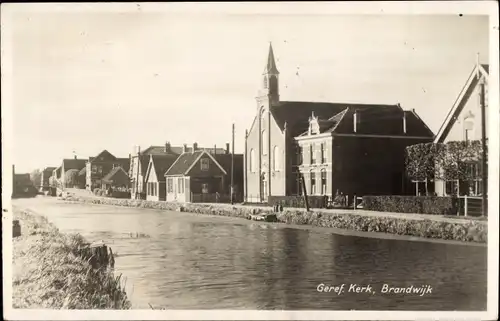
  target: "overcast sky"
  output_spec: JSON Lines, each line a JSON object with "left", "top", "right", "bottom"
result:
{"left": 5, "top": 6, "right": 489, "bottom": 173}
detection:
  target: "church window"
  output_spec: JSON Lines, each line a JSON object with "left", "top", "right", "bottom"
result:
{"left": 262, "top": 129, "right": 267, "bottom": 155}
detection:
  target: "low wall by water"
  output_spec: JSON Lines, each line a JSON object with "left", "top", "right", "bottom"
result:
{"left": 62, "top": 195, "right": 487, "bottom": 243}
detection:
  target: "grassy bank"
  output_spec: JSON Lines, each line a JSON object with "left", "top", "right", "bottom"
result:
{"left": 11, "top": 208, "right": 131, "bottom": 309}
{"left": 63, "top": 195, "right": 487, "bottom": 243}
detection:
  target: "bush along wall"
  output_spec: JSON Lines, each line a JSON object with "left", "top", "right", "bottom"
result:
{"left": 63, "top": 195, "right": 487, "bottom": 243}
{"left": 362, "top": 196, "right": 459, "bottom": 215}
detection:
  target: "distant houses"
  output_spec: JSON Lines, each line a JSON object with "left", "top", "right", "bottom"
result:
{"left": 84, "top": 150, "right": 130, "bottom": 191}
{"left": 144, "top": 154, "right": 179, "bottom": 201}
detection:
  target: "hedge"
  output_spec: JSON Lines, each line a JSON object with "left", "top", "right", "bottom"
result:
{"left": 268, "top": 195, "right": 328, "bottom": 209}
{"left": 362, "top": 196, "right": 459, "bottom": 215}
{"left": 62, "top": 195, "right": 487, "bottom": 243}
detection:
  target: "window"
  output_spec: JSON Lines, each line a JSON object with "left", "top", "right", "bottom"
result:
{"left": 249, "top": 149, "right": 255, "bottom": 173}
{"left": 310, "top": 144, "right": 316, "bottom": 164}
{"left": 321, "top": 169, "right": 327, "bottom": 195}
{"left": 201, "top": 158, "right": 209, "bottom": 171}
{"left": 273, "top": 146, "right": 280, "bottom": 171}
{"left": 178, "top": 178, "right": 184, "bottom": 193}
{"left": 321, "top": 143, "right": 326, "bottom": 163}
{"left": 296, "top": 145, "right": 303, "bottom": 165}
{"left": 202, "top": 183, "right": 209, "bottom": 194}
{"left": 445, "top": 180, "right": 458, "bottom": 196}
{"left": 91, "top": 165, "right": 97, "bottom": 174}
{"left": 310, "top": 171, "right": 316, "bottom": 195}
{"left": 262, "top": 129, "right": 267, "bottom": 155}
{"left": 167, "top": 178, "right": 173, "bottom": 193}
{"left": 97, "top": 166, "right": 103, "bottom": 174}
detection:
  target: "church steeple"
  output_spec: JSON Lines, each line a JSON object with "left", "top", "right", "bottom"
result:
{"left": 258, "top": 42, "right": 280, "bottom": 106}
{"left": 263, "top": 42, "right": 279, "bottom": 75}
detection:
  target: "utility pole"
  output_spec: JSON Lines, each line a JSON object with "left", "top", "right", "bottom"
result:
{"left": 477, "top": 54, "right": 488, "bottom": 216}
{"left": 135, "top": 146, "right": 141, "bottom": 200}
{"left": 231, "top": 123, "right": 235, "bottom": 204}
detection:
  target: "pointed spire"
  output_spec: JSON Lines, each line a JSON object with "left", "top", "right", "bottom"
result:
{"left": 263, "top": 42, "right": 279, "bottom": 75}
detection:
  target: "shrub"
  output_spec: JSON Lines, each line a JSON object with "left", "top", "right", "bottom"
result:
{"left": 268, "top": 195, "right": 328, "bottom": 209}
{"left": 93, "top": 188, "right": 101, "bottom": 195}
{"left": 362, "top": 195, "right": 459, "bottom": 215}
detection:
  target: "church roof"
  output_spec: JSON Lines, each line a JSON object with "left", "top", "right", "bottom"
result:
{"left": 271, "top": 101, "right": 433, "bottom": 138}
{"left": 263, "top": 43, "right": 279, "bottom": 75}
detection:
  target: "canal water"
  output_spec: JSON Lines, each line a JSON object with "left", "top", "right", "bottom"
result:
{"left": 18, "top": 198, "right": 487, "bottom": 310}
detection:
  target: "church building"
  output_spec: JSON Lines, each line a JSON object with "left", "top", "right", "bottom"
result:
{"left": 244, "top": 44, "right": 435, "bottom": 203}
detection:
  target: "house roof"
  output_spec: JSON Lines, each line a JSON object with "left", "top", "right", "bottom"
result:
{"left": 90, "top": 150, "right": 116, "bottom": 163}
{"left": 165, "top": 151, "right": 205, "bottom": 176}
{"left": 43, "top": 167, "right": 56, "bottom": 173}
{"left": 63, "top": 159, "right": 87, "bottom": 171}
{"left": 141, "top": 145, "right": 226, "bottom": 156}
{"left": 164, "top": 150, "right": 228, "bottom": 176}
{"left": 146, "top": 155, "right": 179, "bottom": 182}
{"left": 212, "top": 153, "right": 244, "bottom": 175}
{"left": 434, "top": 63, "right": 489, "bottom": 143}
{"left": 102, "top": 167, "right": 130, "bottom": 185}
{"left": 272, "top": 101, "right": 434, "bottom": 138}
{"left": 115, "top": 158, "right": 130, "bottom": 172}
{"left": 14, "top": 173, "right": 32, "bottom": 184}
{"left": 79, "top": 166, "right": 86, "bottom": 176}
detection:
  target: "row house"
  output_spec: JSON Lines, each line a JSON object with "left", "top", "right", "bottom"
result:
{"left": 129, "top": 142, "right": 226, "bottom": 199}
{"left": 38, "top": 166, "right": 56, "bottom": 192}
{"left": 244, "top": 44, "right": 434, "bottom": 202}
{"left": 83, "top": 150, "right": 130, "bottom": 191}
{"left": 51, "top": 156, "right": 87, "bottom": 188}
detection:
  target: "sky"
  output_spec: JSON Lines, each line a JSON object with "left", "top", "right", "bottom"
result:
{"left": 4, "top": 6, "right": 490, "bottom": 173}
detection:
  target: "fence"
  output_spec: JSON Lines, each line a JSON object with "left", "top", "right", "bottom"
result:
{"left": 191, "top": 193, "right": 243, "bottom": 203}
{"left": 458, "top": 195, "right": 484, "bottom": 217}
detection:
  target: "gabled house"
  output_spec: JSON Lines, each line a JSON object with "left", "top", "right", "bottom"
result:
{"left": 130, "top": 141, "right": 227, "bottom": 199}
{"left": 433, "top": 63, "right": 489, "bottom": 197}
{"left": 51, "top": 157, "right": 87, "bottom": 189}
{"left": 164, "top": 148, "right": 232, "bottom": 203}
{"left": 102, "top": 166, "right": 131, "bottom": 192}
{"left": 85, "top": 150, "right": 130, "bottom": 191}
{"left": 244, "top": 44, "right": 435, "bottom": 202}
{"left": 144, "top": 154, "right": 179, "bottom": 201}
{"left": 39, "top": 166, "right": 56, "bottom": 192}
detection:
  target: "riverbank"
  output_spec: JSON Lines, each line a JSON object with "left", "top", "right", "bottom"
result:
{"left": 63, "top": 195, "right": 487, "bottom": 243}
{"left": 11, "top": 207, "right": 131, "bottom": 309}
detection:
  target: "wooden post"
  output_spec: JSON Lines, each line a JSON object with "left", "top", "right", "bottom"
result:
{"left": 353, "top": 194, "right": 357, "bottom": 210}
{"left": 231, "top": 123, "right": 235, "bottom": 205}
{"left": 464, "top": 195, "right": 468, "bottom": 217}
{"left": 301, "top": 173, "right": 310, "bottom": 211}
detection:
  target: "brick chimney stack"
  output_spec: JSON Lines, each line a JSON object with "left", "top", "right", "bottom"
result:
{"left": 353, "top": 110, "right": 358, "bottom": 133}
{"left": 182, "top": 144, "right": 188, "bottom": 153}
{"left": 193, "top": 142, "right": 198, "bottom": 153}
{"left": 214, "top": 145, "right": 217, "bottom": 155}
{"left": 165, "top": 141, "right": 171, "bottom": 153}
{"left": 403, "top": 111, "right": 407, "bottom": 134}
{"left": 225, "top": 143, "right": 230, "bottom": 155}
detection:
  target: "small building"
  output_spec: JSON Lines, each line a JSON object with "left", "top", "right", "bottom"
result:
{"left": 101, "top": 166, "right": 130, "bottom": 192}
{"left": 164, "top": 146, "right": 233, "bottom": 203}
{"left": 144, "top": 154, "right": 179, "bottom": 202}
{"left": 85, "top": 150, "right": 130, "bottom": 191}
{"left": 50, "top": 157, "right": 87, "bottom": 189}
{"left": 433, "top": 63, "right": 489, "bottom": 197}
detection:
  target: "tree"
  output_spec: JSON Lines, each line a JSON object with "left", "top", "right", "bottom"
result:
{"left": 30, "top": 169, "right": 42, "bottom": 188}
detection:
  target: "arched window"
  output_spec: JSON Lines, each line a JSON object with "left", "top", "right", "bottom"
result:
{"left": 273, "top": 146, "right": 280, "bottom": 171}
{"left": 310, "top": 170, "right": 316, "bottom": 195}
{"left": 321, "top": 169, "right": 327, "bottom": 195}
{"left": 262, "top": 129, "right": 267, "bottom": 155}
{"left": 249, "top": 149, "right": 255, "bottom": 173}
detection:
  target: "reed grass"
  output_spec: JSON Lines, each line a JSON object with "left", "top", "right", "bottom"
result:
{"left": 12, "top": 209, "right": 131, "bottom": 309}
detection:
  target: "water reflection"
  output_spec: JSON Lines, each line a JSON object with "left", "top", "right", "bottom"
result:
{"left": 21, "top": 199, "right": 486, "bottom": 310}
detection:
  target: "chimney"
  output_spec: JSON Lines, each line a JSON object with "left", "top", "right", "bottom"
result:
{"left": 183, "top": 144, "right": 188, "bottom": 153}
{"left": 403, "top": 111, "right": 407, "bottom": 134}
{"left": 214, "top": 144, "right": 217, "bottom": 155}
{"left": 353, "top": 110, "right": 358, "bottom": 133}
{"left": 165, "top": 141, "right": 171, "bottom": 153}
{"left": 226, "top": 143, "right": 230, "bottom": 155}
{"left": 74, "top": 155, "right": 77, "bottom": 160}
{"left": 192, "top": 142, "right": 198, "bottom": 153}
